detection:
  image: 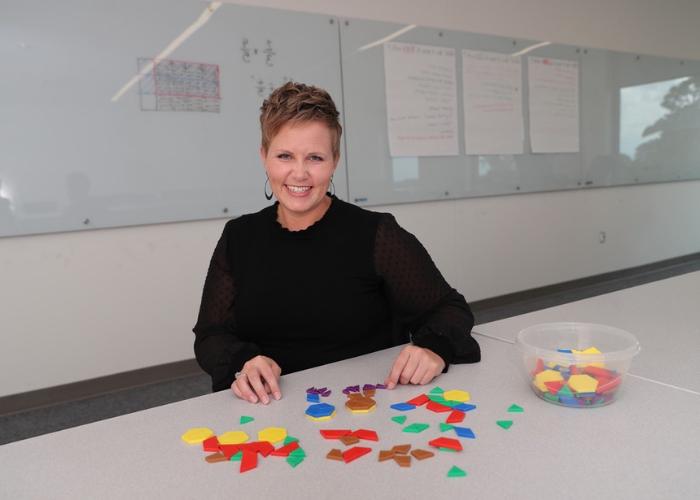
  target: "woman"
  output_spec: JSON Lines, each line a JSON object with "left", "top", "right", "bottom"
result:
{"left": 193, "top": 82, "right": 480, "bottom": 404}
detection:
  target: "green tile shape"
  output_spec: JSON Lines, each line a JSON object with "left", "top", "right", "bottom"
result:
{"left": 283, "top": 436, "right": 300, "bottom": 445}
{"left": 403, "top": 423, "right": 430, "bottom": 433}
{"left": 429, "top": 386, "right": 444, "bottom": 395}
{"left": 438, "top": 447, "right": 457, "bottom": 453}
{"left": 439, "top": 423, "right": 454, "bottom": 432}
{"left": 507, "top": 404, "right": 524, "bottom": 413}
{"left": 447, "top": 465, "right": 467, "bottom": 477}
{"left": 230, "top": 451, "right": 243, "bottom": 462}
{"left": 289, "top": 447, "right": 306, "bottom": 458}
{"left": 496, "top": 420, "right": 513, "bottom": 430}
{"left": 286, "top": 456, "right": 304, "bottom": 468}
{"left": 391, "top": 415, "right": 407, "bottom": 425}
{"left": 239, "top": 416, "right": 255, "bottom": 424}
{"left": 558, "top": 385, "right": 574, "bottom": 397}
{"left": 428, "top": 395, "right": 448, "bottom": 404}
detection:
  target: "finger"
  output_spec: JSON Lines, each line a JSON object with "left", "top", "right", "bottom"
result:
{"left": 231, "top": 380, "right": 244, "bottom": 400}
{"left": 236, "top": 375, "right": 259, "bottom": 404}
{"left": 258, "top": 363, "right": 282, "bottom": 401}
{"left": 399, "top": 353, "right": 420, "bottom": 385}
{"left": 247, "top": 370, "right": 270, "bottom": 405}
{"left": 421, "top": 368, "right": 437, "bottom": 385}
{"left": 385, "top": 349, "right": 410, "bottom": 389}
{"left": 410, "top": 361, "right": 429, "bottom": 384}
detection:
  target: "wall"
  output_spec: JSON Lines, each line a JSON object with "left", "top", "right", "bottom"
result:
{"left": 2, "top": 0, "right": 699, "bottom": 397}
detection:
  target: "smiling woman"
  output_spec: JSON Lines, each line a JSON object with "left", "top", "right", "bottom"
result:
{"left": 192, "top": 82, "right": 480, "bottom": 405}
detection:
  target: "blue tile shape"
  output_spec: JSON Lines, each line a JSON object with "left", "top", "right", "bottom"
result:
{"left": 390, "top": 402, "right": 417, "bottom": 411}
{"left": 453, "top": 426, "right": 476, "bottom": 439}
{"left": 453, "top": 403, "right": 477, "bottom": 412}
{"left": 305, "top": 403, "right": 335, "bottom": 418}
{"left": 306, "top": 393, "right": 320, "bottom": 403}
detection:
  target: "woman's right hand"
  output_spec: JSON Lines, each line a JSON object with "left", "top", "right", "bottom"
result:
{"left": 231, "top": 355, "right": 282, "bottom": 404}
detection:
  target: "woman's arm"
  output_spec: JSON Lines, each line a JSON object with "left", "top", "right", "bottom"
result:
{"left": 193, "top": 222, "right": 262, "bottom": 392}
{"left": 374, "top": 213, "right": 481, "bottom": 373}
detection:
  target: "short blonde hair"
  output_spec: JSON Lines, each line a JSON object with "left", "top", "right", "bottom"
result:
{"left": 260, "top": 82, "right": 342, "bottom": 159}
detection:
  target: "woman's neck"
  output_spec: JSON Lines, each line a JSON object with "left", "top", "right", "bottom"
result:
{"left": 277, "top": 195, "right": 332, "bottom": 232}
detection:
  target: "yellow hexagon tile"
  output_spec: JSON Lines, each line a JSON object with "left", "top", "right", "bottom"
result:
{"left": 443, "top": 390, "right": 470, "bottom": 403}
{"left": 567, "top": 374, "right": 599, "bottom": 393}
{"left": 534, "top": 369, "right": 564, "bottom": 392}
{"left": 217, "top": 431, "right": 249, "bottom": 445}
{"left": 181, "top": 427, "right": 215, "bottom": 445}
{"left": 257, "top": 427, "right": 287, "bottom": 444}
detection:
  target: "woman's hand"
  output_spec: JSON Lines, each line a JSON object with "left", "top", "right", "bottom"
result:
{"left": 384, "top": 345, "right": 445, "bottom": 389}
{"left": 231, "top": 355, "right": 282, "bottom": 404}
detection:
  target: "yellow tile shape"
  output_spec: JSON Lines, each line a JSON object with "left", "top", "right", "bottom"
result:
{"left": 533, "top": 369, "right": 564, "bottom": 392}
{"left": 217, "top": 431, "right": 249, "bottom": 445}
{"left": 443, "top": 390, "right": 470, "bottom": 402}
{"left": 307, "top": 411, "right": 336, "bottom": 422}
{"left": 181, "top": 427, "right": 215, "bottom": 445}
{"left": 572, "top": 346, "right": 605, "bottom": 368}
{"left": 257, "top": 427, "right": 287, "bottom": 444}
{"left": 567, "top": 374, "right": 599, "bottom": 393}
{"left": 348, "top": 406, "right": 376, "bottom": 414}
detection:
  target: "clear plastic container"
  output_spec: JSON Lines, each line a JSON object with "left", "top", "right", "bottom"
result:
{"left": 515, "top": 322, "right": 640, "bottom": 408}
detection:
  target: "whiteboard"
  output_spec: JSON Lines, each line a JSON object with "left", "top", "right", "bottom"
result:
{"left": 0, "top": 0, "right": 346, "bottom": 237}
{"left": 339, "top": 18, "right": 700, "bottom": 207}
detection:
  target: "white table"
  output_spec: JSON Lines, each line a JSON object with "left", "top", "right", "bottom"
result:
{"left": 474, "top": 270, "right": 700, "bottom": 394}
{"left": 2, "top": 335, "right": 699, "bottom": 499}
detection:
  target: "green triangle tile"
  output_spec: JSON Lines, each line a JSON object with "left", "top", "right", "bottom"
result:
{"left": 558, "top": 385, "right": 573, "bottom": 397}
{"left": 391, "top": 415, "right": 407, "bottom": 425}
{"left": 438, "top": 447, "right": 457, "bottom": 453}
{"left": 429, "top": 386, "right": 444, "bottom": 395}
{"left": 239, "top": 416, "right": 254, "bottom": 424}
{"left": 439, "top": 423, "right": 454, "bottom": 432}
{"left": 507, "top": 404, "right": 524, "bottom": 413}
{"left": 286, "top": 456, "right": 304, "bottom": 468}
{"left": 496, "top": 420, "right": 513, "bottom": 430}
{"left": 283, "top": 436, "right": 299, "bottom": 445}
{"left": 230, "top": 450, "right": 243, "bottom": 462}
{"left": 289, "top": 447, "right": 306, "bottom": 458}
{"left": 543, "top": 393, "right": 559, "bottom": 402}
{"left": 403, "top": 423, "right": 430, "bottom": 433}
{"left": 447, "top": 465, "right": 467, "bottom": 477}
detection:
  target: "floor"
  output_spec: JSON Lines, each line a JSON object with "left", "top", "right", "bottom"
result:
{"left": 2, "top": 256, "right": 699, "bottom": 446}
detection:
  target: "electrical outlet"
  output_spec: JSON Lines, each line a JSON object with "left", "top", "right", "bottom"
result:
{"left": 599, "top": 231, "right": 607, "bottom": 244}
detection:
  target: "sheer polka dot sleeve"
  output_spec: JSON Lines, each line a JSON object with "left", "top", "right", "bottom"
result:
{"left": 193, "top": 222, "right": 261, "bottom": 392}
{"left": 373, "top": 214, "right": 480, "bottom": 366}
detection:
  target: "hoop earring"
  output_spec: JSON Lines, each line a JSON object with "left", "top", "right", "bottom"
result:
{"left": 329, "top": 177, "right": 335, "bottom": 197}
{"left": 264, "top": 176, "right": 273, "bottom": 201}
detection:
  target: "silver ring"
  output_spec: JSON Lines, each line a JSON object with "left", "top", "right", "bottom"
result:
{"left": 234, "top": 371, "right": 247, "bottom": 380}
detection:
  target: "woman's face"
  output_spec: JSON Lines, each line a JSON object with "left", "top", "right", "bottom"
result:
{"left": 261, "top": 120, "right": 338, "bottom": 224}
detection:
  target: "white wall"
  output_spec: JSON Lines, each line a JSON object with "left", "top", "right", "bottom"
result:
{"left": 2, "top": 0, "right": 700, "bottom": 397}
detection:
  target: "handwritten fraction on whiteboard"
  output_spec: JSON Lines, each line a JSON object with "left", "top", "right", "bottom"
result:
{"left": 138, "top": 58, "right": 221, "bottom": 113}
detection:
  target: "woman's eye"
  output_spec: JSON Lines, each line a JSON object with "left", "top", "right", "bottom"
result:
{"left": 277, "top": 153, "right": 291, "bottom": 160}
{"left": 309, "top": 155, "right": 324, "bottom": 162}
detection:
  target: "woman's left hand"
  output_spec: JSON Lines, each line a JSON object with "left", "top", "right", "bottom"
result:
{"left": 384, "top": 345, "right": 445, "bottom": 389}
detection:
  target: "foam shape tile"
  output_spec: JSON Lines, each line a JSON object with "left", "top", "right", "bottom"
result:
{"left": 239, "top": 416, "right": 254, "bottom": 425}
{"left": 257, "top": 427, "right": 287, "bottom": 444}
{"left": 327, "top": 449, "right": 344, "bottom": 461}
{"left": 202, "top": 436, "right": 220, "bottom": 452}
{"left": 306, "top": 403, "right": 336, "bottom": 418}
{"left": 446, "top": 410, "right": 465, "bottom": 424}
{"left": 507, "top": 404, "right": 524, "bottom": 413}
{"left": 402, "top": 423, "right": 430, "bottom": 433}
{"left": 342, "top": 446, "right": 372, "bottom": 463}
{"left": 411, "top": 449, "right": 435, "bottom": 460}
{"left": 496, "top": 420, "right": 513, "bottom": 430}
{"left": 443, "top": 390, "right": 470, "bottom": 402}
{"left": 447, "top": 465, "right": 467, "bottom": 478}
{"left": 453, "top": 426, "right": 476, "bottom": 439}
{"left": 218, "top": 431, "right": 249, "bottom": 445}
{"left": 568, "top": 374, "right": 599, "bottom": 394}
{"left": 534, "top": 369, "right": 564, "bottom": 392}
{"left": 181, "top": 427, "right": 215, "bottom": 445}
{"left": 428, "top": 437, "right": 462, "bottom": 451}
{"left": 391, "top": 415, "right": 407, "bottom": 425}
{"left": 390, "top": 402, "right": 416, "bottom": 412}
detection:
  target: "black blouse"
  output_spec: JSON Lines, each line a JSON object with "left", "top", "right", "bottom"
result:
{"left": 193, "top": 195, "right": 480, "bottom": 391}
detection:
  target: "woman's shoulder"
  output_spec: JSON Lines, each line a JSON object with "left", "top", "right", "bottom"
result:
{"left": 221, "top": 204, "right": 275, "bottom": 235}
{"left": 333, "top": 197, "right": 394, "bottom": 226}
